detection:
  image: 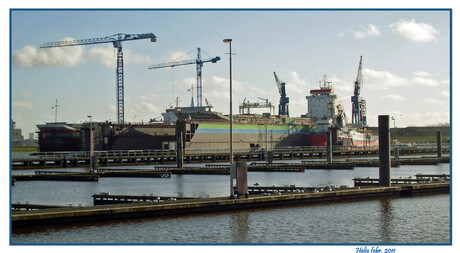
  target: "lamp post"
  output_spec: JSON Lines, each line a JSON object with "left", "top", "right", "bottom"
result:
{"left": 223, "top": 38, "right": 234, "bottom": 198}
{"left": 87, "top": 115, "right": 94, "bottom": 172}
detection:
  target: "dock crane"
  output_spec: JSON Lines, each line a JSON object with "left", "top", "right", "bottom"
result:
{"left": 148, "top": 48, "right": 220, "bottom": 107}
{"left": 351, "top": 56, "right": 367, "bottom": 126}
{"left": 40, "top": 33, "right": 157, "bottom": 124}
{"left": 273, "top": 72, "right": 289, "bottom": 117}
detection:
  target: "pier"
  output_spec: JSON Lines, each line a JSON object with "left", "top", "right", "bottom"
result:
{"left": 12, "top": 181, "right": 450, "bottom": 228}
{"left": 11, "top": 144, "right": 450, "bottom": 170}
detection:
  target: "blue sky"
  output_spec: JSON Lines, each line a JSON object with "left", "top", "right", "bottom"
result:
{"left": 10, "top": 9, "right": 451, "bottom": 135}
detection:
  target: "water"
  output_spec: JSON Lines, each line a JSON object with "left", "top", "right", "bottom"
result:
{"left": 10, "top": 162, "right": 451, "bottom": 244}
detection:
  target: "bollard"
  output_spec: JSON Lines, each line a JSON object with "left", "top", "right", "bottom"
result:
{"left": 437, "top": 130, "right": 442, "bottom": 158}
{"left": 379, "top": 115, "right": 391, "bottom": 187}
{"left": 91, "top": 155, "right": 99, "bottom": 172}
{"left": 326, "top": 130, "right": 332, "bottom": 163}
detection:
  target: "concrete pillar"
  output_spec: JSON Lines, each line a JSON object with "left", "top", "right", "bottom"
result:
{"left": 437, "top": 130, "right": 442, "bottom": 158}
{"left": 236, "top": 161, "right": 248, "bottom": 198}
{"left": 379, "top": 115, "right": 391, "bottom": 187}
{"left": 267, "top": 151, "right": 273, "bottom": 164}
{"left": 91, "top": 155, "right": 99, "bottom": 172}
{"left": 326, "top": 130, "right": 332, "bottom": 163}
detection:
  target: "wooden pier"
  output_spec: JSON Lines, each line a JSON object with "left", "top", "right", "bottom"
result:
{"left": 92, "top": 194, "right": 195, "bottom": 205}
{"left": 11, "top": 182, "right": 450, "bottom": 228}
{"left": 353, "top": 174, "right": 450, "bottom": 187}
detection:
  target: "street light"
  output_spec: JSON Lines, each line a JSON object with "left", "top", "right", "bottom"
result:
{"left": 223, "top": 38, "right": 234, "bottom": 198}
{"left": 87, "top": 115, "right": 94, "bottom": 172}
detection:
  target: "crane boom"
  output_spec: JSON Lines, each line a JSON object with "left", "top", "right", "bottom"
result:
{"left": 351, "top": 55, "right": 366, "bottom": 126}
{"left": 148, "top": 48, "right": 220, "bottom": 107}
{"left": 148, "top": 56, "right": 220, "bottom": 69}
{"left": 40, "top": 33, "right": 157, "bottom": 48}
{"left": 40, "top": 33, "right": 157, "bottom": 124}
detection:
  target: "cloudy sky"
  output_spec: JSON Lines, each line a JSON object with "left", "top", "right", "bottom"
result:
{"left": 10, "top": 9, "right": 450, "bottom": 135}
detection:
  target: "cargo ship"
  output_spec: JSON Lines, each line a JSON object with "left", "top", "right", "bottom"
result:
{"left": 174, "top": 75, "right": 378, "bottom": 151}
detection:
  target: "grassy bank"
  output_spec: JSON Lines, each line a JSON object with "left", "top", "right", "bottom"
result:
{"left": 11, "top": 146, "right": 39, "bottom": 153}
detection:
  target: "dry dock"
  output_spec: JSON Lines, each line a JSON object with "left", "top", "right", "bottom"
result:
{"left": 11, "top": 182, "right": 449, "bottom": 228}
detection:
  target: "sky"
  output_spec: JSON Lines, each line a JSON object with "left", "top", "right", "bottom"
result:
{"left": 10, "top": 9, "right": 451, "bottom": 136}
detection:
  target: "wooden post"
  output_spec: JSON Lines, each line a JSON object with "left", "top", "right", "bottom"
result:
{"left": 326, "top": 130, "right": 332, "bottom": 163}
{"left": 437, "top": 130, "right": 442, "bottom": 158}
{"left": 379, "top": 115, "right": 391, "bottom": 187}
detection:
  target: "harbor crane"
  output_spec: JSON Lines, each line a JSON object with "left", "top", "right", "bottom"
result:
{"left": 148, "top": 48, "right": 220, "bottom": 107}
{"left": 41, "top": 33, "right": 157, "bottom": 124}
{"left": 273, "top": 72, "right": 289, "bottom": 117}
{"left": 351, "top": 56, "right": 367, "bottom": 126}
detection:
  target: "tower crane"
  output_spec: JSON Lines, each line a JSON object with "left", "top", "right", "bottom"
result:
{"left": 41, "top": 33, "right": 157, "bottom": 124}
{"left": 351, "top": 55, "right": 367, "bottom": 126}
{"left": 273, "top": 72, "right": 289, "bottom": 117}
{"left": 148, "top": 48, "right": 220, "bottom": 107}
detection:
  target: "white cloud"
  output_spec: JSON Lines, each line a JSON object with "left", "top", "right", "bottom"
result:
{"left": 87, "top": 46, "right": 151, "bottom": 68}
{"left": 389, "top": 19, "right": 439, "bottom": 43}
{"left": 13, "top": 39, "right": 84, "bottom": 67}
{"left": 363, "top": 69, "right": 441, "bottom": 89}
{"left": 413, "top": 71, "right": 433, "bottom": 78}
{"left": 353, "top": 24, "right": 381, "bottom": 39}
{"left": 87, "top": 45, "right": 115, "bottom": 67}
{"left": 339, "top": 24, "right": 381, "bottom": 39}
{"left": 13, "top": 101, "right": 33, "bottom": 110}
{"left": 411, "top": 76, "right": 439, "bottom": 87}
{"left": 439, "top": 90, "right": 450, "bottom": 98}
{"left": 423, "top": 98, "right": 446, "bottom": 105}
{"left": 380, "top": 94, "right": 405, "bottom": 101}
{"left": 363, "top": 69, "right": 407, "bottom": 89}
{"left": 104, "top": 104, "right": 116, "bottom": 113}
{"left": 13, "top": 38, "right": 151, "bottom": 68}
{"left": 132, "top": 102, "right": 158, "bottom": 113}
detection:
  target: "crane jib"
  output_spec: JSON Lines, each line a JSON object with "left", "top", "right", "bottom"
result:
{"left": 40, "top": 33, "right": 157, "bottom": 48}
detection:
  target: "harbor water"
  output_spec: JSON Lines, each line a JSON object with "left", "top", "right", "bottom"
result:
{"left": 11, "top": 162, "right": 451, "bottom": 244}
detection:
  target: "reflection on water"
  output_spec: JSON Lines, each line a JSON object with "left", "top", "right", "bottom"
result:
{"left": 379, "top": 198, "right": 394, "bottom": 242}
{"left": 11, "top": 195, "right": 450, "bottom": 244}
{"left": 11, "top": 163, "right": 451, "bottom": 244}
{"left": 230, "top": 211, "right": 250, "bottom": 244}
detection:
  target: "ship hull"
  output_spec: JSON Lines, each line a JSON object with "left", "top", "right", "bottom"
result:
{"left": 182, "top": 122, "right": 378, "bottom": 150}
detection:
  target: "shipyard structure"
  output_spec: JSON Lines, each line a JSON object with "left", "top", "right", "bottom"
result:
{"left": 37, "top": 56, "right": 376, "bottom": 152}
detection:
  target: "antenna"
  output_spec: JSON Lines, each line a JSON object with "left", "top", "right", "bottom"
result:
{"left": 174, "top": 96, "right": 181, "bottom": 108}
{"left": 51, "top": 99, "right": 58, "bottom": 123}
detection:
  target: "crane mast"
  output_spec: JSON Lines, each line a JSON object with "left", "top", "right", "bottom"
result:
{"left": 351, "top": 55, "right": 367, "bottom": 126}
{"left": 273, "top": 72, "right": 289, "bottom": 117}
{"left": 149, "top": 48, "right": 220, "bottom": 107}
{"left": 41, "top": 33, "right": 157, "bottom": 124}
